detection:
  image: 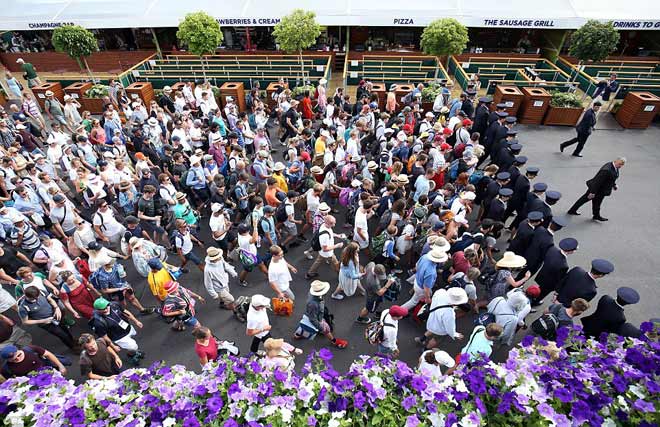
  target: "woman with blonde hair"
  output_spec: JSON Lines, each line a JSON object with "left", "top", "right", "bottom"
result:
{"left": 388, "top": 161, "right": 404, "bottom": 182}
{"left": 332, "top": 242, "right": 365, "bottom": 300}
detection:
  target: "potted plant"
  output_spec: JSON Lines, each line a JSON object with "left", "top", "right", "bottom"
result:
{"left": 543, "top": 91, "right": 584, "bottom": 126}
{"left": 291, "top": 84, "right": 315, "bottom": 101}
{"left": 421, "top": 83, "right": 442, "bottom": 112}
{"left": 82, "top": 84, "right": 109, "bottom": 114}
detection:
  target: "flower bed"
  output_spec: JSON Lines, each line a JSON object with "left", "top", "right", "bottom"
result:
{"left": 1, "top": 326, "right": 658, "bottom": 427}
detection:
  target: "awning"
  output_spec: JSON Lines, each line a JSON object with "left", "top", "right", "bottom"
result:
{"left": 1, "top": 0, "right": 659, "bottom": 31}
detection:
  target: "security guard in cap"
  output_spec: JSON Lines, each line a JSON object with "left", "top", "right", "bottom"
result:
{"left": 490, "top": 117, "right": 517, "bottom": 165}
{"left": 505, "top": 164, "right": 537, "bottom": 224}
{"left": 522, "top": 215, "right": 568, "bottom": 277}
{"left": 485, "top": 188, "right": 513, "bottom": 222}
{"left": 534, "top": 237, "right": 578, "bottom": 304}
{"left": 488, "top": 103, "right": 507, "bottom": 127}
{"left": 497, "top": 142, "right": 523, "bottom": 172}
{"left": 480, "top": 172, "right": 510, "bottom": 221}
{"left": 581, "top": 287, "right": 639, "bottom": 337}
{"left": 462, "top": 90, "right": 476, "bottom": 118}
{"left": 510, "top": 182, "right": 547, "bottom": 230}
{"left": 474, "top": 97, "right": 492, "bottom": 144}
{"left": 526, "top": 190, "right": 561, "bottom": 229}
{"left": 483, "top": 111, "right": 508, "bottom": 163}
{"left": 508, "top": 211, "right": 543, "bottom": 256}
{"left": 556, "top": 259, "right": 615, "bottom": 307}
{"left": 505, "top": 155, "right": 527, "bottom": 190}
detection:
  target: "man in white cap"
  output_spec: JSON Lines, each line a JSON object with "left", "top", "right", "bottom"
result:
{"left": 16, "top": 58, "right": 41, "bottom": 87}
{"left": 203, "top": 247, "right": 237, "bottom": 310}
{"left": 209, "top": 203, "right": 232, "bottom": 252}
{"left": 402, "top": 247, "right": 449, "bottom": 310}
{"left": 158, "top": 86, "right": 176, "bottom": 116}
{"left": 246, "top": 294, "right": 272, "bottom": 353}
{"left": 417, "top": 287, "right": 469, "bottom": 349}
{"left": 63, "top": 95, "right": 82, "bottom": 131}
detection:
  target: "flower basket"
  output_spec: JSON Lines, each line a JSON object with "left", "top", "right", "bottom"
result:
{"left": 543, "top": 91, "right": 584, "bottom": 126}
{"left": 82, "top": 84, "right": 109, "bottom": 114}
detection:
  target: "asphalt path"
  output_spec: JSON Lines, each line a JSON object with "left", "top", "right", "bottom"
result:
{"left": 7, "top": 118, "right": 660, "bottom": 381}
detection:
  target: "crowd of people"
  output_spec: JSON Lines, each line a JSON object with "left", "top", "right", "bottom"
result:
{"left": 0, "top": 73, "right": 644, "bottom": 381}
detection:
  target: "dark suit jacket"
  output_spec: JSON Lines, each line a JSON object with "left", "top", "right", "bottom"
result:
{"left": 523, "top": 226, "right": 554, "bottom": 275}
{"left": 485, "top": 198, "right": 506, "bottom": 222}
{"left": 576, "top": 108, "right": 597, "bottom": 134}
{"left": 484, "top": 121, "right": 501, "bottom": 148}
{"left": 526, "top": 198, "right": 552, "bottom": 226}
{"left": 462, "top": 99, "right": 475, "bottom": 118}
{"left": 535, "top": 246, "right": 568, "bottom": 294}
{"left": 556, "top": 267, "right": 597, "bottom": 306}
{"left": 587, "top": 162, "right": 619, "bottom": 196}
{"left": 474, "top": 105, "right": 489, "bottom": 135}
{"left": 581, "top": 295, "right": 625, "bottom": 337}
{"left": 497, "top": 149, "right": 516, "bottom": 172}
{"left": 509, "top": 174, "right": 530, "bottom": 210}
{"left": 487, "top": 111, "right": 499, "bottom": 127}
{"left": 508, "top": 221, "right": 535, "bottom": 255}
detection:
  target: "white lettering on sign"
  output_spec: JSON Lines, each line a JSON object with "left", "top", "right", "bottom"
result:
{"left": 393, "top": 18, "right": 415, "bottom": 25}
{"left": 216, "top": 18, "right": 281, "bottom": 26}
{"left": 482, "top": 19, "right": 555, "bottom": 28}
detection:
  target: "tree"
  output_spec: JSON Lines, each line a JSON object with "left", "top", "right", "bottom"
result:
{"left": 273, "top": 9, "right": 322, "bottom": 83}
{"left": 51, "top": 25, "right": 99, "bottom": 81}
{"left": 176, "top": 11, "right": 223, "bottom": 79}
{"left": 420, "top": 18, "right": 469, "bottom": 69}
{"left": 568, "top": 20, "right": 620, "bottom": 95}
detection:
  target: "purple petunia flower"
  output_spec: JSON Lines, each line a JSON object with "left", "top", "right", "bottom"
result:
{"left": 64, "top": 406, "right": 85, "bottom": 425}
{"left": 183, "top": 417, "right": 200, "bottom": 427}
{"left": 633, "top": 399, "right": 656, "bottom": 413}
{"left": 410, "top": 376, "right": 427, "bottom": 392}
{"left": 206, "top": 397, "right": 223, "bottom": 414}
{"left": 223, "top": 419, "right": 239, "bottom": 427}
{"left": 353, "top": 391, "right": 366, "bottom": 411}
{"left": 318, "top": 348, "right": 333, "bottom": 362}
{"left": 554, "top": 387, "right": 573, "bottom": 403}
{"left": 402, "top": 396, "right": 416, "bottom": 411}
{"left": 405, "top": 415, "right": 420, "bottom": 427}
{"left": 521, "top": 335, "right": 535, "bottom": 347}
{"left": 445, "top": 412, "right": 458, "bottom": 427}
{"left": 307, "top": 416, "right": 317, "bottom": 426}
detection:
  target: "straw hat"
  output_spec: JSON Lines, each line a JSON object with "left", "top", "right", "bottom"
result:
{"left": 206, "top": 247, "right": 223, "bottom": 262}
{"left": 396, "top": 174, "right": 409, "bottom": 184}
{"left": 119, "top": 181, "right": 132, "bottom": 191}
{"left": 427, "top": 247, "right": 448, "bottom": 263}
{"left": 318, "top": 202, "right": 331, "bottom": 213}
{"left": 264, "top": 338, "right": 284, "bottom": 355}
{"left": 128, "top": 236, "right": 142, "bottom": 249}
{"left": 251, "top": 294, "right": 271, "bottom": 308}
{"left": 496, "top": 251, "right": 527, "bottom": 269}
{"left": 311, "top": 166, "right": 323, "bottom": 175}
{"left": 273, "top": 162, "right": 286, "bottom": 172}
{"left": 367, "top": 161, "right": 378, "bottom": 170}
{"left": 431, "top": 236, "right": 450, "bottom": 253}
{"left": 433, "top": 350, "right": 456, "bottom": 368}
{"left": 189, "top": 155, "right": 202, "bottom": 165}
{"left": 45, "top": 90, "right": 54, "bottom": 97}
{"left": 310, "top": 280, "right": 330, "bottom": 296}
{"left": 175, "top": 192, "right": 187, "bottom": 201}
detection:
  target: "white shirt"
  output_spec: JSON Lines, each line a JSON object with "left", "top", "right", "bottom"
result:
{"left": 419, "top": 350, "right": 444, "bottom": 378}
{"left": 246, "top": 306, "right": 270, "bottom": 338}
{"left": 268, "top": 259, "right": 292, "bottom": 292}
{"left": 238, "top": 233, "right": 257, "bottom": 255}
{"left": 189, "top": 126, "right": 203, "bottom": 148}
{"left": 380, "top": 309, "right": 399, "bottom": 351}
{"left": 93, "top": 209, "right": 124, "bottom": 237}
{"left": 426, "top": 289, "right": 459, "bottom": 338}
{"left": 318, "top": 224, "right": 335, "bottom": 257}
{"left": 174, "top": 231, "right": 193, "bottom": 255}
{"left": 346, "top": 138, "right": 359, "bottom": 158}
{"left": 88, "top": 248, "right": 119, "bottom": 272}
{"left": 209, "top": 213, "right": 228, "bottom": 241}
{"left": 305, "top": 190, "right": 320, "bottom": 214}
{"left": 353, "top": 209, "right": 369, "bottom": 243}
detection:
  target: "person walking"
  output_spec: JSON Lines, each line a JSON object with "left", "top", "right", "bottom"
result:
{"left": 88, "top": 298, "right": 144, "bottom": 366}
{"left": 555, "top": 259, "right": 614, "bottom": 306}
{"left": 559, "top": 102, "right": 600, "bottom": 157}
{"left": 581, "top": 287, "right": 639, "bottom": 338}
{"left": 16, "top": 58, "right": 42, "bottom": 87}
{"left": 567, "top": 157, "right": 625, "bottom": 222}
{"left": 534, "top": 238, "right": 578, "bottom": 304}
{"left": 305, "top": 215, "right": 344, "bottom": 279}
{"left": 246, "top": 294, "right": 272, "bottom": 353}
{"left": 204, "top": 247, "right": 238, "bottom": 310}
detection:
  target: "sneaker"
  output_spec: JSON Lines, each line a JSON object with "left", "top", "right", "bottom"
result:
{"left": 180, "top": 267, "right": 190, "bottom": 274}
{"left": 129, "top": 355, "right": 141, "bottom": 366}
{"left": 240, "top": 280, "right": 249, "bottom": 287}
{"left": 136, "top": 351, "right": 146, "bottom": 359}
{"left": 305, "top": 272, "right": 319, "bottom": 279}
{"left": 140, "top": 307, "right": 156, "bottom": 315}
{"left": 331, "top": 294, "right": 344, "bottom": 300}
{"left": 355, "top": 317, "right": 371, "bottom": 324}
{"left": 304, "top": 251, "right": 314, "bottom": 260}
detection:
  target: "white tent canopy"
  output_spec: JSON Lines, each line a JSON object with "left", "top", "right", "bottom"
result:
{"left": 2, "top": 0, "right": 659, "bottom": 31}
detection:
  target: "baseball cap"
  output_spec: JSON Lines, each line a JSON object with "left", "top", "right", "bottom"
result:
{"left": 93, "top": 298, "right": 111, "bottom": 310}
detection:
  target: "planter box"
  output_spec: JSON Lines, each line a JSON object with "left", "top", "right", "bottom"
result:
{"left": 615, "top": 91, "right": 660, "bottom": 129}
{"left": 543, "top": 106, "right": 583, "bottom": 126}
{"left": 422, "top": 101, "right": 434, "bottom": 113}
{"left": 82, "top": 97, "right": 106, "bottom": 114}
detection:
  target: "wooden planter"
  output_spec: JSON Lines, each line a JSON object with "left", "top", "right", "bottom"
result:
{"left": 81, "top": 97, "right": 106, "bottom": 114}
{"left": 422, "top": 101, "right": 434, "bottom": 113}
{"left": 615, "top": 92, "right": 660, "bottom": 129}
{"left": 543, "top": 106, "right": 584, "bottom": 126}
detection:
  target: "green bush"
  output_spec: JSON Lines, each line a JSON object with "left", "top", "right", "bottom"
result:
{"left": 550, "top": 91, "right": 583, "bottom": 108}
{"left": 291, "top": 84, "right": 315, "bottom": 98}
{"left": 84, "top": 84, "right": 109, "bottom": 99}
{"left": 421, "top": 83, "right": 443, "bottom": 102}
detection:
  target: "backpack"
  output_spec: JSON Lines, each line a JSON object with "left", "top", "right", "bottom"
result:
{"left": 338, "top": 187, "right": 353, "bottom": 207}
{"left": 365, "top": 320, "right": 394, "bottom": 345}
{"left": 469, "top": 170, "right": 485, "bottom": 185}
{"left": 447, "top": 274, "right": 469, "bottom": 290}
{"left": 448, "top": 159, "right": 460, "bottom": 181}
{"left": 275, "top": 202, "right": 288, "bottom": 223}
{"left": 474, "top": 298, "right": 506, "bottom": 327}
{"left": 377, "top": 210, "right": 393, "bottom": 230}
{"left": 531, "top": 313, "right": 560, "bottom": 340}
{"left": 239, "top": 249, "right": 258, "bottom": 269}
{"left": 414, "top": 304, "right": 453, "bottom": 325}
{"left": 412, "top": 227, "right": 429, "bottom": 255}
{"left": 383, "top": 277, "right": 401, "bottom": 302}
{"left": 169, "top": 230, "right": 183, "bottom": 249}
{"left": 371, "top": 231, "right": 390, "bottom": 256}
{"left": 310, "top": 229, "right": 330, "bottom": 252}
{"left": 179, "top": 170, "right": 189, "bottom": 189}
{"left": 249, "top": 164, "right": 257, "bottom": 177}
{"left": 258, "top": 215, "right": 271, "bottom": 237}
{"left": 233, "top": 295, "right": 251, "bottom": 322}
{"left": 379, "top": 152, "right": 390, "bottom": 171}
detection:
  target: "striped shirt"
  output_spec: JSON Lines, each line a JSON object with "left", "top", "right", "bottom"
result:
{"left": 10, "top": 222, "right": 41, "bottom": 251}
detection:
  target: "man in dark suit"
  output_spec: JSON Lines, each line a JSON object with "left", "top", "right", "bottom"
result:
{"left": 559, "top": 102, "right": 601, "bottom": 157}
{"left": 490, "top": 118, "right": 517, "bottom": 165}
{"left": 508, "top": 211, "right": 543, "bottom": 256}
{"left": 480, "top": 172, "right": 510, "bottom": 220}
{"left": 497, "top": 142, "right": 523, "bottom": 173}
{"left": 581, "top": 287, "right": 639, "bottom": 337}
{"left": 555, "top": 259, "right": 614, "bottom": 307}
{"left": 488, "top": 103, "right": 506, "bottom": 127}
{"left": 473, "top": 97, "right": 492, "bottom": 145}
{"left": 462, "top": 90, "right": 476, "bottom": 118}
{"left": 522, "top": 215, "right": 568, "bottom": 277}
{"left": 510, "top": 182, "right": 546, "bottom": 231}
{"left": 534, "top": 238, "right": 578, "bottom": 303}
{"left": 483, "top": 112, "right": 507, "bottom": 162}
{"left": 484, "top": 188, "right": 512, "bottom": 222}
{"left": 526, "top": 190, "right": 561, "bottom": 228}
{"left": 505, "top": 165, "right": 538, "bottom": 223}
{"left": 567, "top": 157, "right": 625, "bottom": 222}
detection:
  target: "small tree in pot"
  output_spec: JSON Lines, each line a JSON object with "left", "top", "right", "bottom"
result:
{"left": 568, "top": 20, "right": 620, "bottom": 90}
{"left": 420, "top": 18, "right": 469, "bottom": 70}
{"left": 51, "top": 25, "right": 99, "bottom": 81}
{"left": 273, "top": 9, "right": 322, "bottom": 84}
{"left": 176, "top": 11, "right": 224, "bottom": 80}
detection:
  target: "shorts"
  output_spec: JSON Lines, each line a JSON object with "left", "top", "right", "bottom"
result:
{"left": 283, "top": 221, "right": 297, "bottom": 236}
{"left": 216, "top": 288, "right": 235, "bottom": 306}
{"left": 184, "top": 250, "right": 203, "bottom": 266}
{"left": 141, "top": 220, "right": 166, "bottom": 235}
{"left": 53, "top": 115, "right": 67, "bottom": 126}
{"left": 183, "top": 316, "right": 199, "bottom": 327}
{"left": 242, "top": 254, "right": 265, "bottom": 272}
{"left": 365, "top": 297, "right": 382, "bottom": 313}
{"left": 377, "top": 344, "right": 396, "bottom": 355}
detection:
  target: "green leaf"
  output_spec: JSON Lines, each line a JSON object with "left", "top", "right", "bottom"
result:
{"left": 176, "top": 11, "right": 224, "bottom": 58}
{"left": 273, "top": 9, "right": 322, "bottom": 53}
{"left": 420, "top": 18, "right": 469, "bottom": 57}
{"left": 51, "top": 25, "right": 99, "bottom": 59}
{"left": 568, "top": 20, "right": 620, "bottom": 62}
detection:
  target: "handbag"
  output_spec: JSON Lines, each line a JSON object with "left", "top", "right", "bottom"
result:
{"left": 271, "top": 297, "right": 294, "bottom": 317}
